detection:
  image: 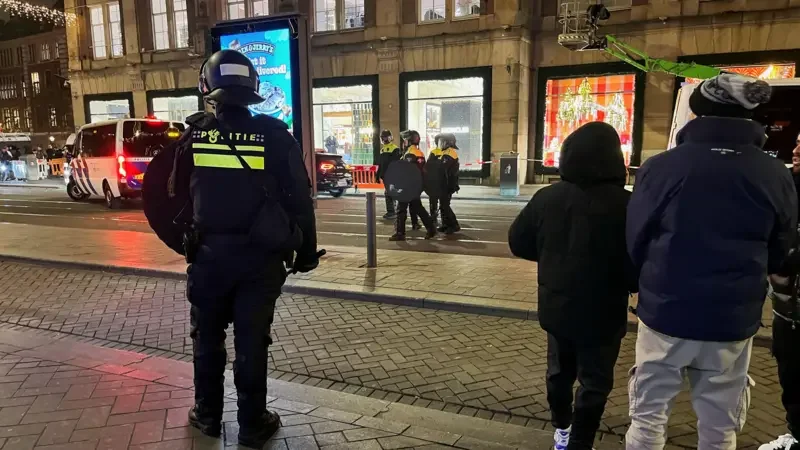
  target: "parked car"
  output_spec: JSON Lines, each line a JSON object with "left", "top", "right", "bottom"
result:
{"left": 316, "top": 153, "right": 353, "bottom": 197}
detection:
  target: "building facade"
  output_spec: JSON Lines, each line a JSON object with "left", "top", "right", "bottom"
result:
{"left": 0, "top": 30, "right": 73, "bottom": 147}
{"left": 62, "top": 0, "right": 800, "bottom": 184}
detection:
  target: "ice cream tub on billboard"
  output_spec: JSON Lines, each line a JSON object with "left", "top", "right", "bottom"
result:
{"left": 211, "top": 14, "right": 305, "bottom": 136}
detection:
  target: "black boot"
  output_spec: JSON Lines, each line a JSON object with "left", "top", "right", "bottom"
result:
{"left": 425, "top": 228, "right": 436, "bottom": 240}
{"left": 389, "top": 233, "right": 406, "bottom": 241}
{"left": 238, "top": 411, "right": 282, "bottom": 449}
{"left": 188, "top": 405, "right": 222, "bottom": 438}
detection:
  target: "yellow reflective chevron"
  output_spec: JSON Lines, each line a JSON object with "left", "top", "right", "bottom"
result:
{"left": 192, "top": 143, "right": 265, "bottom": 152}
{"left": 193, "top": 154, "right": 265, "bottom": 169}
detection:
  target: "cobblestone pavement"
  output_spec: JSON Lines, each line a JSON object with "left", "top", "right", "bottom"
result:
{"left": 0, "top": 262, "right": 788, "bottom": 449}
{"left": 0, "top": 325, "right": 542, "bottom": 450}
{"left": 0, "top": 222, "right": 775, "bottom": 337}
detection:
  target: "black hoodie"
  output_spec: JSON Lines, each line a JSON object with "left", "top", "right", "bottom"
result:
{"left": 508, "top": 122, "right": 637, "bottom": 343}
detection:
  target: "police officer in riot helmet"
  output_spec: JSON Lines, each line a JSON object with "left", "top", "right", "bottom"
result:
{"left": 171, "top": 49, "right": 319, "bottom": 448}
{"left": 376, "top": 129, "right": 401, "bottom": 220}
{"left": 391, "top": 130, "right": 436, "bottom": 241}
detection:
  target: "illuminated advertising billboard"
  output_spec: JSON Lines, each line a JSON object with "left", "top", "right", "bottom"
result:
{"left": 219, "top": 28, "right": 294, "bottom": 130}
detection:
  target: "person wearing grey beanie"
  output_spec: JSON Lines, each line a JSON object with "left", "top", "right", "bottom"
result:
{"left": 626, "top": 73, "right": 797, "bottom": 450}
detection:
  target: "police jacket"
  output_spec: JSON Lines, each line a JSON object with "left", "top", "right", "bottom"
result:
{"left": 376, "top": 143, "right": 400, "bottom": 182}
{"left": 403, "top": 145, "right": 426, "bottom": 172}
{"left": 441, "top": 148, "right": 460, "bottom": 194}
{"left": 427, "top": 147, "right": 443, "bottom": 164}
{"left": 171, "top": 105, "right": 317, "bottom": 260}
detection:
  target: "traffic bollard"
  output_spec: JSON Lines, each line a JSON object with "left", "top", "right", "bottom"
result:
{"left": 366, "top": 192, "right": 377, "bottom": 268}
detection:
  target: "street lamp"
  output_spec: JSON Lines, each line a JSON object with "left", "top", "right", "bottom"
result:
{"left": 49, "top": 136, "right": 55, "bottom": 143}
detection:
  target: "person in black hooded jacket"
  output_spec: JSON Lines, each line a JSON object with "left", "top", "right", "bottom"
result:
{"left": 508, "top": 121, "right": 637, "bottom": 450}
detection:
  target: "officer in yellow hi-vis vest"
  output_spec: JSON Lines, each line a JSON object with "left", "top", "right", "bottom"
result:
{"left": 376, "top": 129, "right": 401, "bottom": 220}
{"left": 169, "top": 50, "right": 318, "bottom": 449}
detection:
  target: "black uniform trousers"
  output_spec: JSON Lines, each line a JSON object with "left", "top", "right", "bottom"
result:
{"left": 773, "top": 317, "right": 800, "bottom": 440}
{"left": 546, "top": 333, "right": 622, "bottom": 450}
{"left": 383, "top": 188, "right": 396, "bottom": 216}
{"left": 429, "top": 197, "right": 439, "bottom": 225}
{"left": 439, "top": 194, "right": 459, "bottom": 230}
{"left": 396, "top": 199, "right": 433, "bottom": 234}
{"left": 188, "top": 235, "right": 285, "bottom": 426}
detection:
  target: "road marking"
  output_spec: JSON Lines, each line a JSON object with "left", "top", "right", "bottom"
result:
{"left": 317, "top": 213, "right": 510, "bottom": 223}
{"left": 317, "top": 231, "right": 506, "bottom": 245}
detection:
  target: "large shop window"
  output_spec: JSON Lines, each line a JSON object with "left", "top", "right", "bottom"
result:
{"left": 88, "top": 98, "right": 130, "bottom": 123}
{"left": 151, "top": 95, "right": 200, "bottom": 122}
{"left": 406, "top": 77, "right": 484, "bottom": 171}
{"left": 313, "top": 85, "right": 374, "bottom": 165}
{"left": 543, "top": 74, "right": 636, "bottom": 168}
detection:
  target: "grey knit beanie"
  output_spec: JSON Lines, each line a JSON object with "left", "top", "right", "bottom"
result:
{"left": 689, "top": 73, "right": 772, "bottom": 118}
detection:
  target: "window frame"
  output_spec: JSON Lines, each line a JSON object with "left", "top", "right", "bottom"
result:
{"left": 224, "top": 0, "right": 270, "bottom": 20}
{"left": 452, "top": 0, "right": 480, "bottom": 20}
{"left": 418, "top": 0, "right": 483, "bottom": 24}
{"left": 89, "top": 2, "right": 124, "bottom": 60}
{"left": 30, "top": 72, "right": 41, "bottom": 96}
{"left": 151, "top": 0, "right": 191, "bottom": 51}
{"left": 313, "top": 0, "right": 365, "bottom": 33}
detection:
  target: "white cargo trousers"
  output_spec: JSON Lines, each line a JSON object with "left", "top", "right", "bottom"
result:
{"left": 626, "top": 321, "right": 754, "bottom": 450}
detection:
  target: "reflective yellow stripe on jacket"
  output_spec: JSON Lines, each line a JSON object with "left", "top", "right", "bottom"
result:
{"left": 192, "top": 142, "right": 266, "bottom": 170}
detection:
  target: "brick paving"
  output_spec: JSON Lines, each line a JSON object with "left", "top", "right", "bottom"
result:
{"left": 0, "top": 325, "right": 536, "bottom": 450}
{"left": 0, "top": 261, "right": 788, "bottom": 449}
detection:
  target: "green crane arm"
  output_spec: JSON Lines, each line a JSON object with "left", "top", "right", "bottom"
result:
{"left": 603, "top": 35, "right": 721, "bottom": 80}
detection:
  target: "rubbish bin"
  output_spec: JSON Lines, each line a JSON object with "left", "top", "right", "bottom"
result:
{"left": 499, "top": 152, "right": 519, "bottom": 197}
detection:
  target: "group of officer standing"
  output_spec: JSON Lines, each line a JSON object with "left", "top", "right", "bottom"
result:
{"left": 375, "top": 128, "right": 461, "bottom": 241}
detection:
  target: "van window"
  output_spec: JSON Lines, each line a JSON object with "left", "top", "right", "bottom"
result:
{"left": 753, "top": 85, "right": 800, "bottom": 165}
{"left": 122, "top": 120, "right": 185, "bottom": 157}
{"left": 80, "top": 124, "right": 116, "bottom": 157}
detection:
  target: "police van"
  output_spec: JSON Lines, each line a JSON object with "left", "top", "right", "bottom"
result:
{"left": 669, "top": 78, "right": 800, "bottom": 168}
{"left": 66, "top": 118, "right": 184, "bottom": 208}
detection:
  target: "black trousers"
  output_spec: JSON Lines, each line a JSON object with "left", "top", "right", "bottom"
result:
{"left": 429, "top": 197, "right": 439, "bottom": 225}
{"left": 773, "top": 317, "right": 800, "bottom": 439}
{"left": 383, "top": 189, "right": 395, "bottom": 215}
{"left": 546, "top": 333, "right": 622, "bottom": 450}
{"left": 439, "top": 194, "right": 459, "bottom": 230}
{"left": 188, "top": 235, "right": 285, "bottom": 426}
{"left": 396, "top": 199, "right": 433, "bottom": 234}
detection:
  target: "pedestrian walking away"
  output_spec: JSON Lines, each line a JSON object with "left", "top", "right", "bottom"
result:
{"left": 389, "top": 130, "right": 436, "bottom": 241}
{"left": 626, "top": 73, "right": 797, "bottom": 450}
{"left": 437, "top": 133, "right": 461, "bottom": 234}
{"left": 157, "top": 50, "right": 320, "bottom": 449}
{"left": 509, "top": 121, "right": 637, "bottom": 450}
{"left": 376, "top": 129, "right": 401, "bottom": 220}
{"left": 759, "top": 134, "right": 800, "bottom": 450}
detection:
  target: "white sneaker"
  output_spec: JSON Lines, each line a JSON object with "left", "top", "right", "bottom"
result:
{"left": 759, "top": 434, "right": 799, "bottom": 450}
{"left": 553, "top": 426, "right": 571, "bottom": 450}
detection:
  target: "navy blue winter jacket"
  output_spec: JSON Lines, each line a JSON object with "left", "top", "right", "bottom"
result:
{"left": 627, "top": 117, "right": 797, "bottom": 342}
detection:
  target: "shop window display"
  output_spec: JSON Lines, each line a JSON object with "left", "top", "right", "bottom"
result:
{"left": 88, "top": 99, "right": 130, "bottom": 123}
{"left": 684, "top": 63, "right": 795, "bottom": 85}
{"left": 406, "top": 77, "right": 484, "bottom": 171}
{"left": 312, "top": 85, "right": 374, "bottom": 165}
{"left": 543, "top": 74, "right": 635, "bottom": 168}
